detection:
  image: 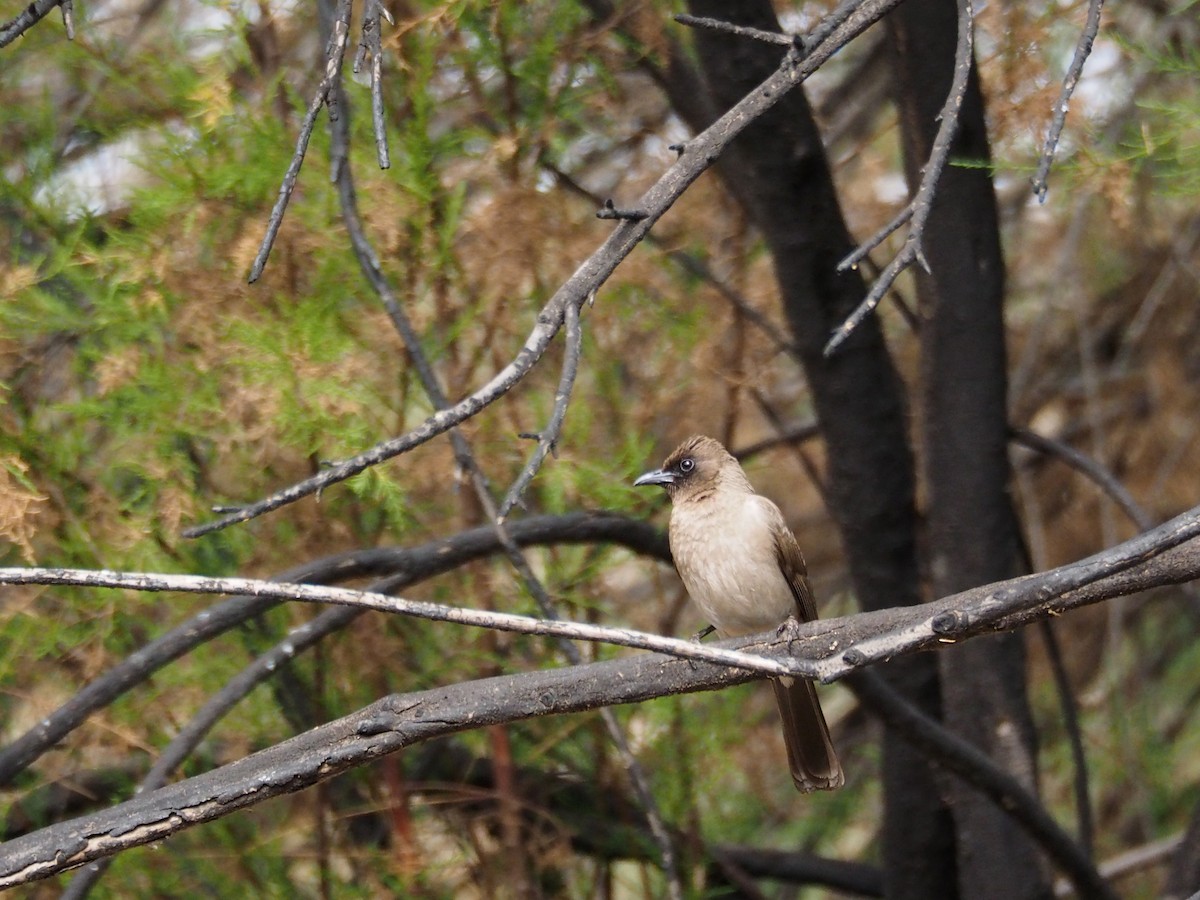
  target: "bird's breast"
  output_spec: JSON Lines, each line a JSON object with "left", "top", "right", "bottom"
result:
{"left": 669, "top": 494, "right": 796, "bottom": 636}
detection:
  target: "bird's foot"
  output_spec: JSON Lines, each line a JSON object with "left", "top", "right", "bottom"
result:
{"left": 776, "top": 616, "right": 805, "bottom": 642}
{"left": 684, "top": 625, "right": 715, "bottom": 670}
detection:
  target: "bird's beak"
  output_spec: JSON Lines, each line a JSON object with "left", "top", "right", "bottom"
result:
{"left": 634, "top": 468, "right": 675, "bottom": 487}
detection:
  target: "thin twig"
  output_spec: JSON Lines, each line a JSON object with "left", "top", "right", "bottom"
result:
{"left": 0, "top": 568, "right": 808, "bottom": 678}
{"left": 825, "top": 0, "right": 975, "bottom": 356}
{"left": 749, "top": 391, "right": 828, "bottom": 507}
{"left": 354, "top": 0, "right": 390, "bottom": 169}
{"left": 59, "top": 0, "right": 73, "bottom": 39}
{"left": 837, "top": 203, "right": 913, "bottom": 272}
{"left": 542, "top": 158, "right": 801, "bottom": 359}
{"left": 1031, "top": 0, "right": 1105, "bottom": 202}
{"left": 673, "top": 13, "right": 790, "bottom": 47}
{"left": 734, "top": 419, "right": 820, "bottom": 462}
{"left": 499, "top": 302, "right": 584, "bottom": 519}
{"left": 1012, "top": 426, "right": 1154, "bottom": 532}
{"left": 247, "top": 0, "right": 353, "bottom": 282}
{"left": 186, "top": 0, "right": 909, "bottom": 537}
{"left": 1037, "top": 619, "right": 1094, "bottom": 859}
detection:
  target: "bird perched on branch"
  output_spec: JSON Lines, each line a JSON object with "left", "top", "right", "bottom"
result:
{"left": 635, "top": 435, "right": 843, "bottom": 792}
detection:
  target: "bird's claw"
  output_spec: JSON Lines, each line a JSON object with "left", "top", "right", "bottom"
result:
{"left": 777, "top": 616, "right": 804, "bottom": 643}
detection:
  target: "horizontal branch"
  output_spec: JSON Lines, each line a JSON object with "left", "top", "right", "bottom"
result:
{"left": 2, "top": 521, "right": 1200, "bottom": 884}
{"left": 0, "top": 511, "right": 666, "bottom": 787}
{"left": 0, "top": 568, "right": 806, "bottom": 680}
{"left": 811, "top": 504, "right": 1200, "bottom": 681}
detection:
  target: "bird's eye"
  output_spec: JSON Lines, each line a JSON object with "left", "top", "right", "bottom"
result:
{"left": 678, "top": 457, "right": 695, "bottom": 474}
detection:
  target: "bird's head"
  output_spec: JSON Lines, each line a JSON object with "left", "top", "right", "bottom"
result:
{"left": 633, "top": 435, "right": 746, "bottom": 502}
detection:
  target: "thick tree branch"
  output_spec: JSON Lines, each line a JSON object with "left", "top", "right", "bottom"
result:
{"left": 822, "top": 503, "right": 1200, "bottom": 681}
{"left": 0, "top": 512, "right": 666, "bottom": 787}
{"left": 2, "top": 524, "right": 1199, "bottom": 885}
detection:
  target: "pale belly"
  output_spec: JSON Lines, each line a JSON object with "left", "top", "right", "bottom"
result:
{"left": 669, "top": 498, "right": 797, "bottom": 636}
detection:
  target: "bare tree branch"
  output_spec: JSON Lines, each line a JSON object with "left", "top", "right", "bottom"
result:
{"left": 825, "top": 0, "right": 975, "bottom": 356}
{"left": 822, "top": 504, "right": 1200, "bottom": 681}
{"left": 353, "top": 0, "right": 391, "bottom": 169}
{"left": 0, "top": 641, "right": 777, "bottom": 888}
{"left": 1031, "top": 0, "right": 1105, "bottom": 202}
{"left": 542, "top": 158, "right": 801, "bottom": 359}
{"left": 1037, "top": 620, "right": 1094, "bottom": 858}
{"left": 0, "top": 0, "right": 68, "bottom": 48}
{"left": 183, "top": 0, "right": 909, "bottom": 539}
{"left": 0, "top": 567, "right": 809, "bottom": 675}
{"left": 1012, "top": 425, "right": 1154, "bottom": 532}
{"left": 673, "top": 13, "right": 790, "bottom": 47}
{"left": 0, "top": 512, "right": 666, "bottom": 787}
{"left": 499, "top": 302, "right": 584, "bottom": 519}
{"left": 4, "top": 525, "right": 1200, "bottom": 887}
{"left": 247, "top": 0, "right": 352, "bottom": 283}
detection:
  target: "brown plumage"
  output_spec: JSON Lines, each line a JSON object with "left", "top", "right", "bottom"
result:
{"left": 635, "top": 435, "right": 843, "bottom": 792}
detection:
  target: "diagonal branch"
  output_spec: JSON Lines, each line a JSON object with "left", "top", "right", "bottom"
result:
{"left": 821, "top": 503, "right": 1200, "bottom": 681}
{"left": 183, "top": 0, "right": 908, "bottom": 538}
{"left": 499, "top": 301, "right": 584, "bottom": 519}
{"left": 848, "top": 670, "right": 1117, "bottom": 900}
{"left": 247, "top": 0, "right": 353, "bottom": 282}
{"left": 1031, "top": 0, "right": 1105, "bottom": 202}
{"left": 825, "top": 0, "right": 975, "bottom": 356}
{"left": 0, "top": 0, "right": 69, "bottom": 48}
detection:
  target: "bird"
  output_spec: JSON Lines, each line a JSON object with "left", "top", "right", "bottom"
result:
{"left": 634, "top": 434, "right": 843, "bottom": 792}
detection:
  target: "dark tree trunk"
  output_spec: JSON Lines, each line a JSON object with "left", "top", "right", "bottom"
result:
{"left": 664, "top": 2, "right": 958, "bottom": 897}
{"left": 887, "top": 2, "right": 1049, "bottom": 898}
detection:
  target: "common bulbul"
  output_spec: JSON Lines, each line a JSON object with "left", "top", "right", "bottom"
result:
{"left": 635, "top": 435, "right": 843, "bottom": 792}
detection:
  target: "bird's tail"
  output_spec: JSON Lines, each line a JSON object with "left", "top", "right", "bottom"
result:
{"left": 771, "top": 677, "right": 844, "bottom": 792}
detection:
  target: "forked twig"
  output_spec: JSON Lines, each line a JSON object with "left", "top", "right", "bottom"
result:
{"left": 247, "top": 0, "right": 353, "bottom": 282}
{"left": 499, "top": 302, "right": 584, "bottom": 519}
{"left": 825, "top": 0, "right": 975, "bottom": 356}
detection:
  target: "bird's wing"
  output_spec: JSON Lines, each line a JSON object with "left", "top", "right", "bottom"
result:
{"left": 757, "top": 496, "right": 818, "bottom": 622}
